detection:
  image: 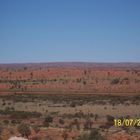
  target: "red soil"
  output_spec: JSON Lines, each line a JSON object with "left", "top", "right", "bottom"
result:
{"left": 0, "top": 63, "right": 140, "bottom": 95}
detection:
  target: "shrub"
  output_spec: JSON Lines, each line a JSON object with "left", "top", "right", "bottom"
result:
{"left": 79, "top": 133, "right": 89, "bottom": 140}
{"left": 107, "top": 115, "right": 114, "bottom": 123}
{"left": 106, "top": 115, "right": 114, "bottom": 128}
{"left": 0, "top": 110, "right": 41, "bottom": 119}
{"left": 79, "top": 128, "right": 105, "bottom": 140}
{"left": 111, "top": 78, "right": 120, "bottom": 85}
{"left": 3, "top": 120, "right": 9, "bottom": 125}
{"left": 83, "top": 81, "right": 86, "bottom": 85}
{"left": 45, "top": 115, "right": 53, "bottom": 123}
{"left": 11, "top": 119, "right": 19, "bottom": 125}
{"left": 44, "top": 115, "right": 53, "bottom": 127}
{"left": 70, "top": 102, "right": 76, "bottom": 107}
{"left": 32, "top": 125, "right": 40, "bottom": 134}
{"left": 59, "top": 119, "right": 65, "bottom": 125}
{"left": 17, "top": 123, "right": 31, "bottom": 138}
{"left": 89, "top": 128, "right": 104, "bottom": 140}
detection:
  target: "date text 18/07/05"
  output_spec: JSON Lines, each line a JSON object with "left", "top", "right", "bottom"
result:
{"left": 114, "top": 119, "right": 140, "bottom": 127}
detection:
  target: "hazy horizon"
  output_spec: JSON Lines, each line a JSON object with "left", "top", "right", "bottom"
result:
{"left": 0, "top": 0, "right": 140, "bottom": 63}
{"left": 0, "top": 61, "right": 140, "bottom": 65}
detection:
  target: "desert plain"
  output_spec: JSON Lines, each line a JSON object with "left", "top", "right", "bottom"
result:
{"left": 0, "top": 62, "right": 140, "bottom": 140}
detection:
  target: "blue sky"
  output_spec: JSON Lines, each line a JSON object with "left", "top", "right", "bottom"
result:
{"left": 0, "top": 0, "right": 140, "bottom": 63}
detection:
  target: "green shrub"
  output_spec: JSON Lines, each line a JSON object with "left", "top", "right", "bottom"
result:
{"left": 111, "top": 78, "right": 119, "bottom": 84}
{"left": 79, "top": 128, "right": 105, "bottom": 140}
{"left": 89, "top": 128, "right": 105, "bottom": 140}
{"left": 45, "top": 115, "right": 53, "bottom": 123}
{"left": 18, "top": 123, "right": 31, "bottom": 138}
{"left": 106, "top": 115, "right": 114, "bottom": 128}
{"left": 59, "top": 118, "right": 65, "bottom": 125}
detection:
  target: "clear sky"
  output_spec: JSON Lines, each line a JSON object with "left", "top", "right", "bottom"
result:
{"left": 0, "top": 0, "right": 140, "bottom": 63}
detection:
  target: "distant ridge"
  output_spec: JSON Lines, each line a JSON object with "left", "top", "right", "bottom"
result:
{"left": 0, "top": 62, "right": 140, "bottom": 70}
{"left": 0, "top": 62, "right": 140, "bottom": 94}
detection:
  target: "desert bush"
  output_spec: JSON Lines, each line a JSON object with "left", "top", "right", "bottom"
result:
{"left": 3, "top": 120, "right": 9, "bottom": 125}
{"left": 107, "top": 115, "right": 114, "bottom": 123}
{"left": 111, "top": 78, "right": 120, "bottom": 85}
{"left": 0, "top": 110, "right": 42, "bottom": 119}
{"left": 11, "top": 119, "right": 21, "bottom": 125}
{"left": 74, "top": 112, "right": 84, "bottom": 118}
{"left": 59, "top": 118, "right": 65, "bottom": 125}
{"left": 79, "top": 133, "right": 89, "bottom": 140}
{"left": 18, "top": 123, "right": 31, "bottom": 138}
{"left": 79, "top": 128, "right": 105, "bottom": 140}
{"left": 83, "top": 81, "right": 86, "bottom": 85}
{"left": 44, "top": 115, "right": 53, "bottom": 127}
{"left": 32, "top": 125, "right": 40, "bottom": 134}
{"left": 89, "top": 128, "right": 105, "bottom": 140}
{"left": 70, "top": 102, "right": 76, "bottom": 107}
{"left": 106, "top": 115, "right": 114, "bottom": 128}
{"left": 45, "top": 115, "right": 53, "bottom": 123}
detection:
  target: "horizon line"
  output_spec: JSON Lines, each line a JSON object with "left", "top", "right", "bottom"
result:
{"left": 0, "top": 61, "right": 140, "bottom": 65}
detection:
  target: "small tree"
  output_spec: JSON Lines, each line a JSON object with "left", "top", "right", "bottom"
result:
{"left": 45, "top": 115, "right": 53, "bottom": 123}
{"left": 18, "top": 123, "right": 31, "bottom": 138}
{"left": 44, "top": 115, "right": 53, "bottom": 127}
{"left": 111, "top": 78, "right": 119, "bottom": 85}
{"left": 89, "top": 128, "right": 104, "bottom": 140}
